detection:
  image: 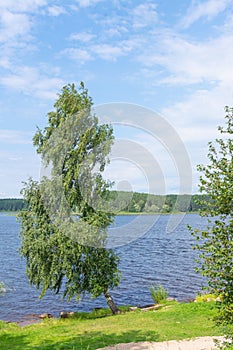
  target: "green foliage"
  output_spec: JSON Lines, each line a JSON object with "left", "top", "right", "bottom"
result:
{"left": 0, "top": 302, "right": 223, "bottom": 350}
{"left": 72, "top": 305, "right": 130, "bottom": 320}
{"left": 190, "top": 106, "right": 233, "bottom": 346}
{"left": 195, "top": 293, "right": 219, "bottom": 303}
{"left": 0, "top": 199, "right": 24, "bottom": 211}
{"left": 0, "top": 194, "right": 209, "bottom": 214}
{"left": 107, "top": 191, "right": 209, "bottom": 213}
{"left": 19, "top": 83, "right": 120, "bottom": 311}
{"left": 150, "top": 284, "right": 168, "bottom": 304}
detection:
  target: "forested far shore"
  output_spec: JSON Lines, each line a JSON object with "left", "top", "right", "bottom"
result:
{"left": 105, "top": 192, "right": 209, "bottom": 213}
{"left": 0, "top": 193, "right": 209, "bottom": 213}
{"left": 0, "top": 198, "right": 24, "bottom": 212}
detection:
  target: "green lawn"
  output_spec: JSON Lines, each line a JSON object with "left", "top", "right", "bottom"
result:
{"left": 0, "top": 302, "right": 225, "bottom": 350}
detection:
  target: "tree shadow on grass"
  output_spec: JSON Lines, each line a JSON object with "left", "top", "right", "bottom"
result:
{"left": 0, "top": 332, "right": 30, "bottom": 350}
{"left": 76, "top": 329, "right": 160, "bottom": 350}
{"left": 0, "top": 329, "right": 160, "bottom": 350}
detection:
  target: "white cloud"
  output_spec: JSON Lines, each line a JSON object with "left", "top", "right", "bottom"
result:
{"left": 61, "top": 48, "right": 92, "bottom": 64}
{"left": 0, "top": 66, "right": 64, "bottom": 99}
{"left": 161, "top": 83, "right": 231, "bottom": 128}
{"left": 91, "top": 38, "right": 140, "bottom": 61}
{"left": 0, "top": 11, "right": 32, "bottom": 43}
{"left": 91, "top": 13, "right": 129, "bottom": 38}
{"left": 132, "top": 2, "right": 158, "bottom": 29}
{"left": 64, "top": 40, "right": 136, "bottom": 63}
{"left": 181, "top": 0, "right": 232, "bottom": 28}
{"left": 75, "top": 0, "right": 104, "bottom": 7}
{"left": 160, "top": 82, "right": 232, "bottom": 174}
{"left": 69, "top": 32, "right": 95, "bottom": 42}
{"left": 0, "top": 0, "right": 47, "bottom": 12}
{"left": 62, "top": 3, "right": 158, "bottom": 64}
{"left": 176, "top": 126, "right": 218, "bottom": 149}
{"left": 47, "top": 5, "right": 66, "bottom": 17}
{"left": 90, "top": 44, "right": 127, "bottom": 61}
{"left": 0, "top": 0, "right": 48, "bottom": 53}
{"left": 137, "top": 32, "right": 233, "bottom": 86}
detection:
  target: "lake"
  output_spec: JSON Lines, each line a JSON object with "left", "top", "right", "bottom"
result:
{"left": 0, "top": 213, "right": 207, "bottom": 322}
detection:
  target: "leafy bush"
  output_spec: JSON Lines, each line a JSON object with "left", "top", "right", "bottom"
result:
{"left": 195, "top": 293, "right": 220, "bottom": 303}
{"left": 150, "top": 284, "right": 168, "bottom": 304}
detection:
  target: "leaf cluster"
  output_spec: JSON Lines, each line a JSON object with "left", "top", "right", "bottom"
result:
{"left": 19, "top": 83, "right": 120, "bottom": 302}
{"left": 190, "top": 107, "right": 233, "bottom": 344}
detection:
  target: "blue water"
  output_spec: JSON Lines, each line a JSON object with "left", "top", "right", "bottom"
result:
{"left": 0, "top": 213, "right": 207, "bottom": 322}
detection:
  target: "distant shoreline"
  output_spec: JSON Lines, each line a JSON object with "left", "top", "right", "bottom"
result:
{"left": 0, "top": 193, "right": 208, "bottom": 213}
{"left": 1, "top": 210, "right": 199, "bottom": 215}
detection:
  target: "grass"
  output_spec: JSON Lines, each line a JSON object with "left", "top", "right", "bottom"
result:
{"left": 150, "top": 284, "right": 168, "bottom": 304}
{"left": 0, "top": 302, "right": 226, "bottom": 350}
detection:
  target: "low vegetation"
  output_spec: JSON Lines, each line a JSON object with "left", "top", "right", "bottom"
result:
{"left": 150, "top": 283, "right": 168, "bottom": 304}
{"left": 0, "top": 301, "right": 227, "bottom": 350}
{"left": 0, "top": 193, "right": 210, "bottom": 213}
{"left": 190, "top": 108, "right": 233, "bottom": 347}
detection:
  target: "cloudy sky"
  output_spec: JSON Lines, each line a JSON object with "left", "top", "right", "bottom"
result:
{"left": 0, "top": 0, "right": 233, "bottom": 198}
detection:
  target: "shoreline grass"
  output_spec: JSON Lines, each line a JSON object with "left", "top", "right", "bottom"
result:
{"left": 0, "top": 301, "right": 225, "bottom": 350}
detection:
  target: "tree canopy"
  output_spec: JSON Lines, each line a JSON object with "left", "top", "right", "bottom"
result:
{"left": 191, "top": 106, "right": 233, "bottom": 345}
{"left": 0, "top": 199, "right": 24, "bottom": 211}
{"left": 19, "top": 83, "right": 120, "bottom": 313}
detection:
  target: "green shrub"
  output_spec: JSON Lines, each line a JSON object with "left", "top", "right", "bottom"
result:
{"left": 195, "top": 293, "right": 219, "bottom": 303}
{"left": 150, "top": 283, "right": 168, "bottom": 304}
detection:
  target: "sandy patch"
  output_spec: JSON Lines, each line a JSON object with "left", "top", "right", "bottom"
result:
{"left": 97, "top": 336, "right": 226, "bottom": 349}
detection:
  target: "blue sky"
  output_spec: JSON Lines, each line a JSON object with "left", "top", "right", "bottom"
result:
{"left": 0, "top": 0, "right": 233, "bottom": 197}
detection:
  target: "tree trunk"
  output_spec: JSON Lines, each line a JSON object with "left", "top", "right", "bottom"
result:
{"left": 104, "top": 290, "right": 120, "bottom": 314}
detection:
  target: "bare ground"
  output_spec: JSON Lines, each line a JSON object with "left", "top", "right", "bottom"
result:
{"left": 97, "top": 336, "right": 226, "bottom": 350}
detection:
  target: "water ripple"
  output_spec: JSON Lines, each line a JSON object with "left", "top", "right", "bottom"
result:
{"left": 0, "top": 213, "right": 206, "bottom": 321}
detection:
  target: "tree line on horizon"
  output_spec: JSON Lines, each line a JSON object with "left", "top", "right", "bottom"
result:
{"left": 107, "top": 191, "right": 209, "bottom": 213}
{"left": 0, "top": 198, "right": 25, "bottom": 212}
{"left": 0, "top": 193, "right": 209, "bottom": 213}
